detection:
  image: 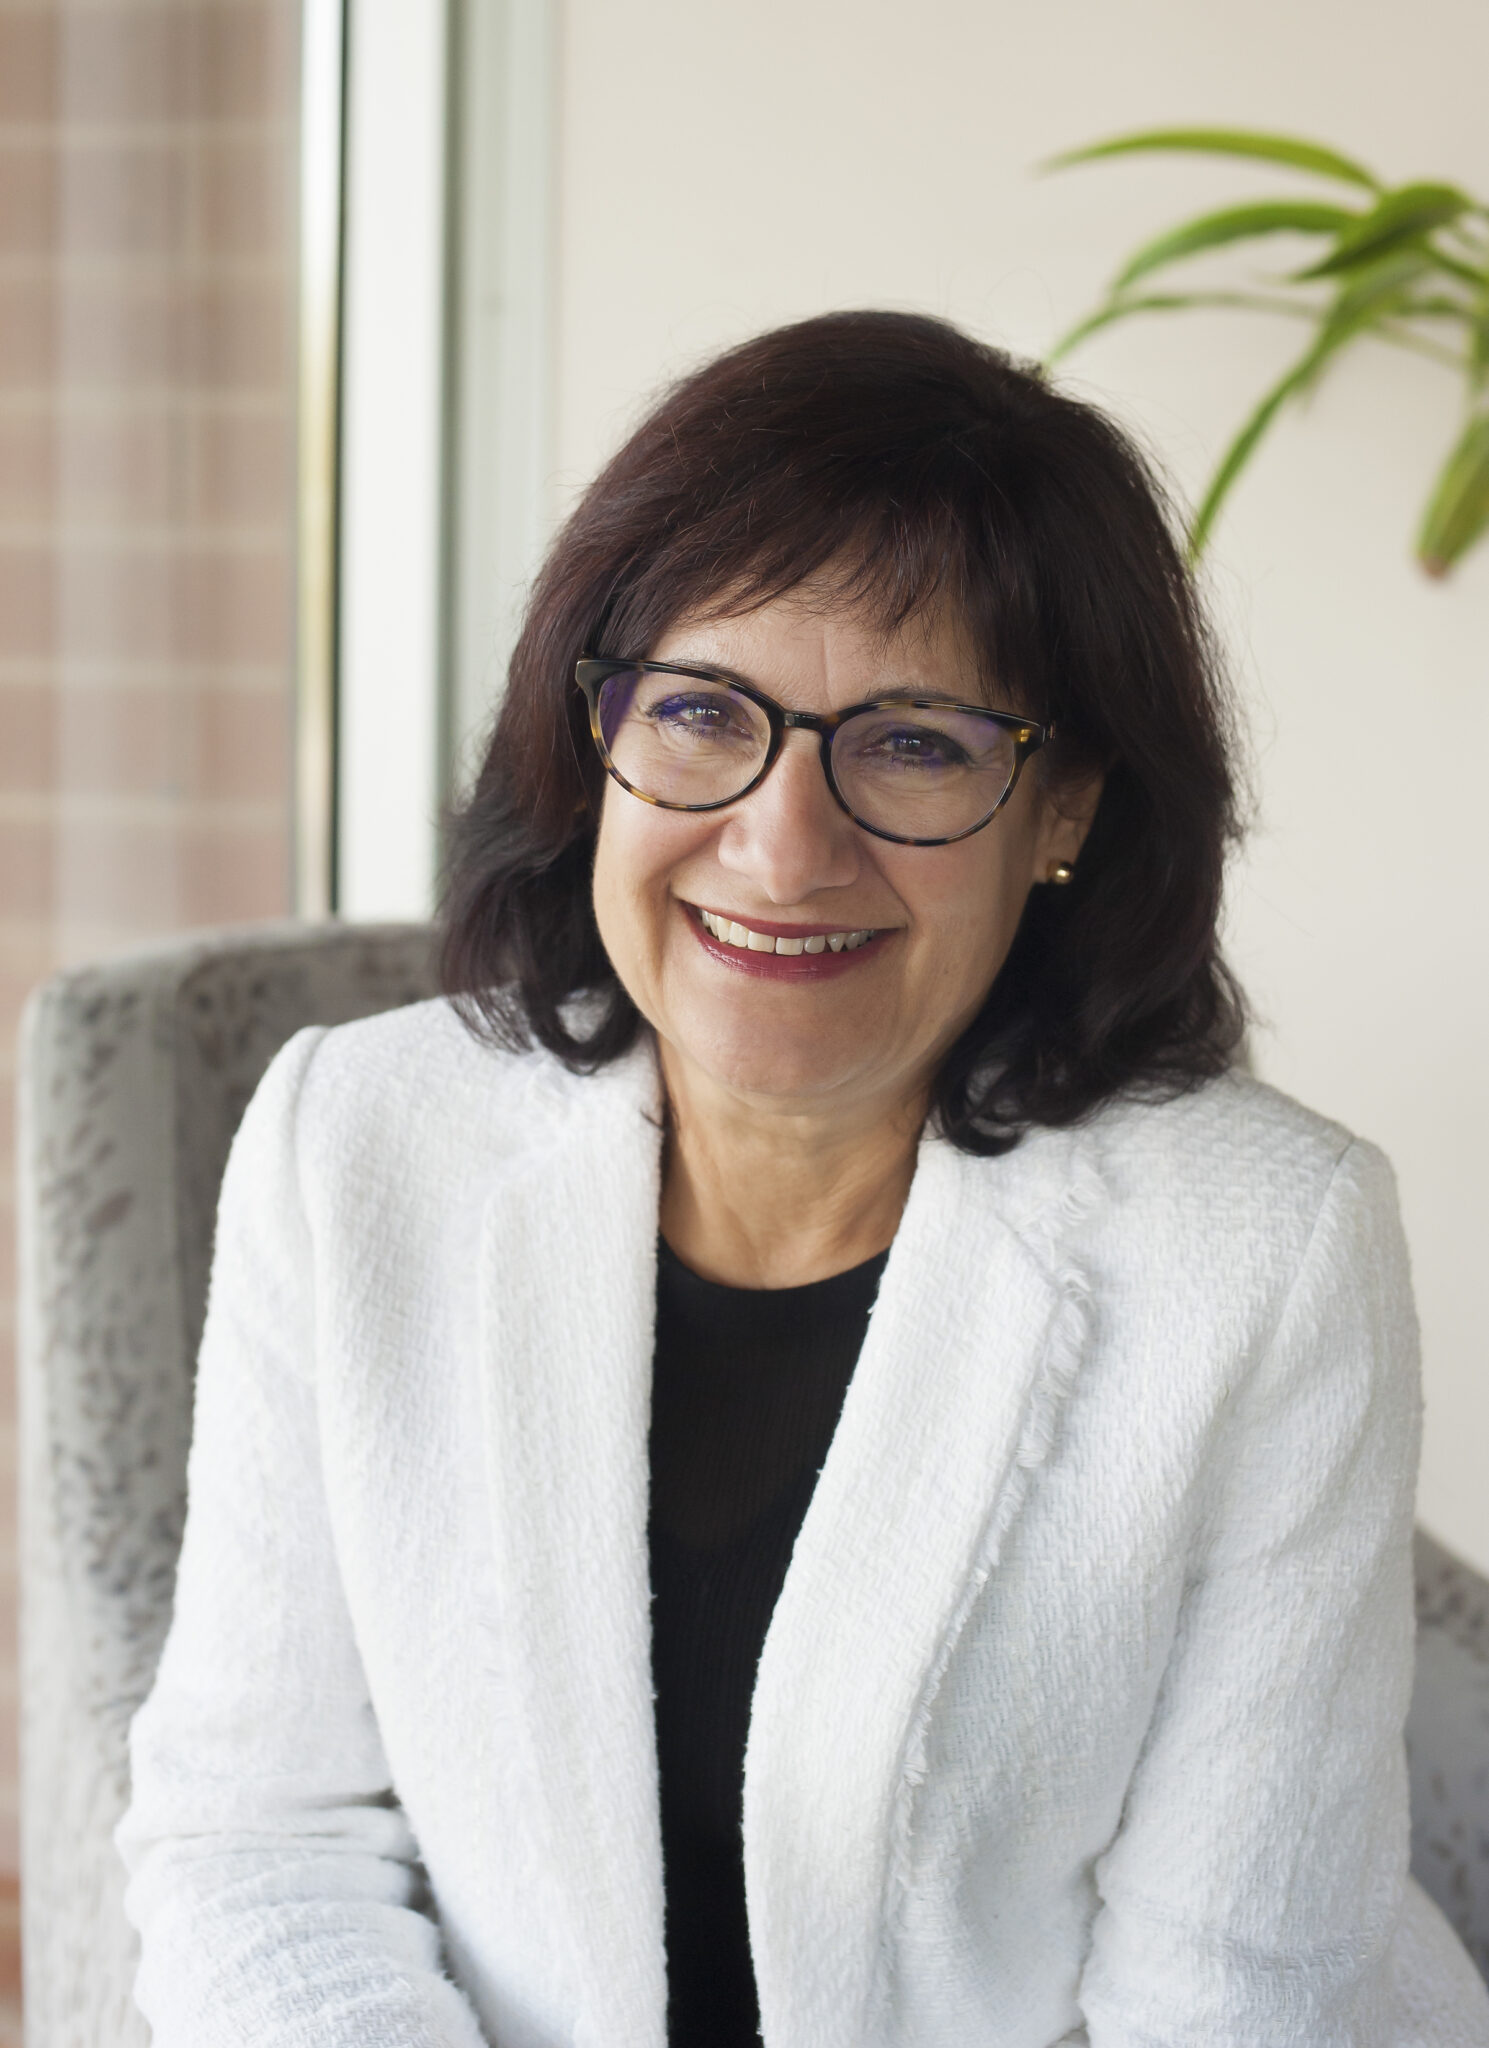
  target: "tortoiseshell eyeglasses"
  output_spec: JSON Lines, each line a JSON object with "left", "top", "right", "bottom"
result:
{"left": 575, "top": 658, "right": 1053, "bottom": 848}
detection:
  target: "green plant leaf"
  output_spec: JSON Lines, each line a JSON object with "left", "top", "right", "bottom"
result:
{"left": 1294, "top": 252, "right": 1436, "bottom": 369}
{"left": 1190, "top": 354, "right": 1317, "bottom": 554}
{"left": 1422, "top": 240, "right": 1489, "bottom": 292}
{"left": 1373, "top": 318, "right": 1474, "bottom": 374}
{"left": 1111, "top": 201, "right": 1359, "bottom": 291}
{"left": 1470, "top": 305, "right": 1489, "bottom": 386}
{"left": 1047, "top": 288, "right": 1324, "bottom": 362}
{"left": 1416, "top": 412, "right": 1489, "bottom": 573}
{"left": 1297, "top": 183, "right": 1471, "bottom": 278}
{"left": 1470, "top": 268, "right": 1489, "bottom": 372}
{"left": 1048, "top": 294, "right": 1192, "bottom": 359}
{"left": 1045, "top": 127, "right": 1381, "bottom": 191}
{"left": 1043, "top": 130, "right": 1489, "bottom": 577}
{"left": 1190, "top": 300, "right": 1389, "bottom": 550}
{"left": 1393, "top": 294, "right": 1480, "bottom": 324}
{"left": 1052, "top": 292, "right": 1223, "bottom": 359}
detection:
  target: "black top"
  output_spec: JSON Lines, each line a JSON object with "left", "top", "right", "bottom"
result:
{"left": 648, "top": 1236, "right": 888, "bottom": 2048}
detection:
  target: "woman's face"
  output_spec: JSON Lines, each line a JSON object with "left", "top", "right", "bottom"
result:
{"left": 591, "top": 589, "right": 1096, "bottom": 1125}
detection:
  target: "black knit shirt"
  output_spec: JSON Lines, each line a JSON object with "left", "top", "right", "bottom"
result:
{"left": 648, "top": 1236, "right": 888, "bottom": 2048}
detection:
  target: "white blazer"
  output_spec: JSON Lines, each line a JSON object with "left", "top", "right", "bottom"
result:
{"left": 117, "top": 998, "right": 1489, "bottom": 2048}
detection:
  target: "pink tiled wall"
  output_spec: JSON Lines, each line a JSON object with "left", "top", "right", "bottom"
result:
{"left": 0, "top": 0, "right": 300, "bottom": 1941}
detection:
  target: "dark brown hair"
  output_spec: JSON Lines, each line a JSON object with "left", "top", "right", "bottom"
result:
{"left": 440, "top": 308, "right": 1246, "bottom": 1153}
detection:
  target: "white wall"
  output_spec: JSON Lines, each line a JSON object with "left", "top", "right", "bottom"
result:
{"left": 552, "top": 0, "right": 1489, "bottom": 1569}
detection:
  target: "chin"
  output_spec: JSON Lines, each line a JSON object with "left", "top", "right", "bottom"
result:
{"left": 679, "top": 1015, "right": 886, "bottom": 1105}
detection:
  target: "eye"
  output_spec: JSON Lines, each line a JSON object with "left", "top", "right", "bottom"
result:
{"left": 651, "top": 692, "right": 721, "bottom": 724}
{"left": 645, "top": 690, "right": 751, "bottom": 739}
{"left": 848, "top": 720, "right": 975, "bottom": 771}
{"left": 888, "top": 726, "right": 970, "bottom": 765}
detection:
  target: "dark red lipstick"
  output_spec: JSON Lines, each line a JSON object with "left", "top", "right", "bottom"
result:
{"left": 685, "top": 904, "right": 891, "bottom": 981}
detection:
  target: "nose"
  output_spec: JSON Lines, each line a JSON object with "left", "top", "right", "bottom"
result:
{"left": 714, "top": 729, "right": 862, "bottom": 903}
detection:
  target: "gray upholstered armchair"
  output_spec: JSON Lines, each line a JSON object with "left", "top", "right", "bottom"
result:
{"left": 14, "top": 921, "right": 1489, "bottom": 2044}
{"left": 17, "top": 922, "right": 439, "bottom": 2046}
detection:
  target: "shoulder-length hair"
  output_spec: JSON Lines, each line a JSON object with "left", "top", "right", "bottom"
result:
{"left": 441, "top": 308, "right": 1246, "bottom": 1155}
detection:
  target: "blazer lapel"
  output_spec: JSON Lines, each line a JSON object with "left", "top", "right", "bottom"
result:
{"left": 477, "top": 1046, "right": 669, "bottom": 2048}
{"left": 743, "top": 1126, "right": 1101, "bottom": 2048}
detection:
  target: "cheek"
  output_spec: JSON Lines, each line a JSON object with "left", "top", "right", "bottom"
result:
{"left": 590, "top": 796, "right": 703, "bottom": 978}
{"left": 590, "top": 799, "right": 648, "bottom": 982}
{"left": 901, "top": 839, "right": 1029, "bottom": 949}
{"left": 892, "top": 839, "right": 1036, "bottom": 1031}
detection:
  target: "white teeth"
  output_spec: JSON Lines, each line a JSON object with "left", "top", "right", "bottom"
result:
{"left": 699, "top": 909, "right": 875, "bottom": 956}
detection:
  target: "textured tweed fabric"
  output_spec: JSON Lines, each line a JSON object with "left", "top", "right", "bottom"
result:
{"left": 115, "top": 999, "right": 1489, "bottom": 2047}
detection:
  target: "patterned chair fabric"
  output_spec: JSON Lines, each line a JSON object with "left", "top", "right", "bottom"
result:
{"left": 1410, "top": 1526, "right": 1489, "bottom": 1982}
{"left": 17, "top": 922, "right": 439, "bottom": 2048}
{"left": 14, "top": 922, "right": 1489, "bottom": 2044}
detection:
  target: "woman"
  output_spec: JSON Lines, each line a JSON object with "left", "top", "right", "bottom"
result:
{"left": 118, "top": 311, "right": 1489, "bottom": 2047}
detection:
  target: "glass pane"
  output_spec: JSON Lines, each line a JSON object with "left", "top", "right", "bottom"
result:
{"left": 0, "top": 0, "right": 299, "bottom": 1932}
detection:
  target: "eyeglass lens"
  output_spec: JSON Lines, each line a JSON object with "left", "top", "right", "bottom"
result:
{"left": 594, "top": 668, "right": 1020, "bottom": 840}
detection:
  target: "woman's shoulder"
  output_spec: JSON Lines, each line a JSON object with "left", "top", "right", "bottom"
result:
{"left": 303, "top": 990, "right": 508, "bottom": 1075}
{"left": 284, "top": 995, "right": 652, "bottom": 1173}
{"left": 301, "top": 991, "right": 537, "bottom": 1092}
{"left": 1069, "top": 1066, "right": 1401, "bottom": 1284}
{"left": 1096, "top": 1063, "right": 1364, "bottom": 1174}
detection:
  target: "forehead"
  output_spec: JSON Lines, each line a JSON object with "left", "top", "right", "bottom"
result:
{"left": 648, "top": 584, "right": 985, "bottom": 709}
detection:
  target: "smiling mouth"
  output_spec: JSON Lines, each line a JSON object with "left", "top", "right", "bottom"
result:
{"left": 696, "top": 907, "right": 881, "bottom": 955}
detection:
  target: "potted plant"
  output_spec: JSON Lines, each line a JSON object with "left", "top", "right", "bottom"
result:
{"left": 1048, "top": 128, "right": 1489, "bottom": 574}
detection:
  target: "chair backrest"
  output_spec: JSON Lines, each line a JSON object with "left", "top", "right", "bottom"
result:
{"left": 15, "top": 922, "right": 1489, "bottom": 2041}
{"left": 1409, "top": 1526, "right": 1489, "bottom": 1982}
{"left": 17, "top": 921, "right": 439, "bottom": 2048}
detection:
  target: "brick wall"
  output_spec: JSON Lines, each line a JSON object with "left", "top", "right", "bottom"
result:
{"left": 0, "top": 0, "right": 299, "bottom": 1928}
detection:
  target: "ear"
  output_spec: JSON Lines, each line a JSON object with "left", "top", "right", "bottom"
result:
{"left": 1029, "top": 769, "right": 1104, "bottom": 887}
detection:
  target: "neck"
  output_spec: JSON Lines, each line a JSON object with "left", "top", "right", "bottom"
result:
{"left": 656, "top": 1043, "right": 925, "bottom": 1289}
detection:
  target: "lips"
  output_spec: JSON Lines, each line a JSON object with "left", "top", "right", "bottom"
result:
{"left": 697, "top": 907, "right": 877, "bottom": 955}
{"left": 686, "top": 903, "right": 889, "bottom": 979}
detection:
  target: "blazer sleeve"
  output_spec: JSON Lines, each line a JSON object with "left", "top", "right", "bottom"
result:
{"left": 1077, "top": 1138, "right": 1427, "bottom": 2048}
{"left": 114, "top": 1029, "right": 490, "bottom": 2048}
